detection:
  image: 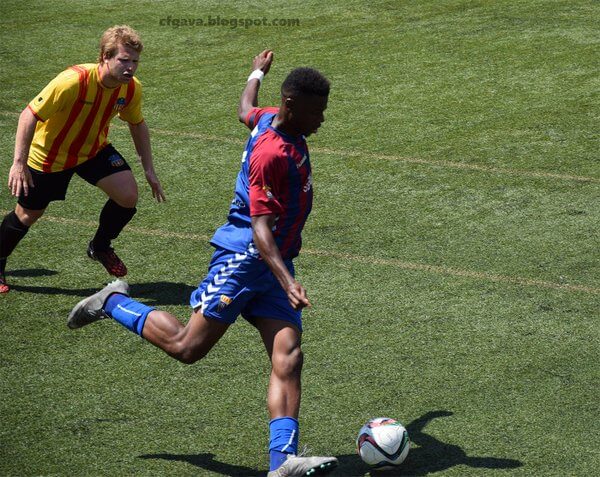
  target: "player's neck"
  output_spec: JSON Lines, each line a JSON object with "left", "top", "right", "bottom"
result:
{"left": 98, "top": 63, "right": 120, "bottom": 89}
{"left": 272, "top": 114, "right": 301, "bottom": 138}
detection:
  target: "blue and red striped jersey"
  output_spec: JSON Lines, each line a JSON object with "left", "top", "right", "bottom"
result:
{"left": 210, "top": 107, "right": 313, "bottom": 259}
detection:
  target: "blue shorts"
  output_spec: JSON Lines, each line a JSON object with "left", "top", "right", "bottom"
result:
{"left": 190, "top": 248, "right": 302, "bottom": 331}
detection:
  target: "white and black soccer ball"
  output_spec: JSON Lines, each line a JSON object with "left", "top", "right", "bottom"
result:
{"left": 356, "top": 417, "right": 410, "bottom": 468}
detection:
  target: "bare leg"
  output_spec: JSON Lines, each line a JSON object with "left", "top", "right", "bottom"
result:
{"left": 254, "top": 318, "right": 303, "bottom": 419}
{"left": 15, "top": 204, "right": 46, "bottom": 226}
{"left": 96, "top": 170, "right": 138, "bottom": 208}
{"left": 141, "top": 307, "right": 230, "bottom": 364}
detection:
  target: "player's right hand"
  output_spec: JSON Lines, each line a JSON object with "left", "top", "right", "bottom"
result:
{"left": 253, "top": 50, "right": 273, "bottom": 75}
{"left": 8, "top": 162, "right": 34, "bottom": 197}
{"left": 286, "top": 280, "right": 311, "bottom": 311}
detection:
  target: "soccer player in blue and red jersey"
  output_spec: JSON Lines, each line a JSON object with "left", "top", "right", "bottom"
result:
{"left": 68, "top": 50, "right": 337, "bottom": 476}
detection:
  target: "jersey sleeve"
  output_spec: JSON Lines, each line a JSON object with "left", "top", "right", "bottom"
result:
{"left": 28, "top": 69, "right": 79, "bottom": 121}
{"left": 244, "top": 107, "right": 279, "bottom": 129}
{"left": 249, "top": 146, "right": 286, "bottom": 217}
{"left": 118, "top": 77, "right": 144, "bottom": 125}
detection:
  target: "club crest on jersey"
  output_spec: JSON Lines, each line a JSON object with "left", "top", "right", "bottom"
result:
{"left": 217, "top": 295, "right": 232, "bottom": 311}
{"left": 113, "top": 97, "right": 126, "bottom": 111}
{"left": 263, "top": 185, "right": 274, "bottom": 200}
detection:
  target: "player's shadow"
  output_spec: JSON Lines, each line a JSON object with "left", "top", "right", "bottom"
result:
{"left": 9, "top": 279, "right": 195, "bottom": 307}
{"left": 129, "top": 282, "right": 196, "bottom": 306}
{"left": 334, "top": 411, "right": 523, "bottom": 476}
{"left": 138, "top": 411, "right": 522, "bottom": 476}
{"left": 5, "top": 268, "right": 58, "bottom": 277}
{"left": 138, "top": 453, "right": 263, "bottom": 476}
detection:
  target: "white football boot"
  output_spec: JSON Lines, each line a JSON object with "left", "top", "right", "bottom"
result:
{"left": 267, "top": 454, "right": 338, "bottom": 477}
{"left": 67, "top": 279, "right": 129, "bottom": 329}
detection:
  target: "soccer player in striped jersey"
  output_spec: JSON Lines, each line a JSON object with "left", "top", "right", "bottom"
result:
{"left": 0, "top": 25, "right": 165, "bottom": 293}
{"left": 68, "top": 50, "right": 337, "bottom": 476}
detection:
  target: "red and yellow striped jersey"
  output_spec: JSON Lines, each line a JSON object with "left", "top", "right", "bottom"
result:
{"left": 27, "top": 63, "right": 143, "bottom": 172}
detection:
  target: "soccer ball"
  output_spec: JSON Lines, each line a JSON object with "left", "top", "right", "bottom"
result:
{"left": 356, "top": 417, "right": 410, "bottom": 468}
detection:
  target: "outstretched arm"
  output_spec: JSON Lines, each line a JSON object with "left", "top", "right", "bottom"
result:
{"left": 238, "top": 50, "right": 274, "bottom": 125}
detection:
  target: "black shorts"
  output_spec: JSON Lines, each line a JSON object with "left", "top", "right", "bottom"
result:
{"left": 18, "top": 144, "right": 132, "bottom": 210}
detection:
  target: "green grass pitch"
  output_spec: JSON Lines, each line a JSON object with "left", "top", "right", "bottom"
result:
{"left": 1, "top": 1, "right": 598, "bottom": 475}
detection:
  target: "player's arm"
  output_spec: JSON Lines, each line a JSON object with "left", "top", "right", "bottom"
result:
{"left": 238, "top": 49, "right": 273, "bottom": 125}
{"left": 8, "top": 107, "right": 38, "bottom": 197}
{"left": 251, "top": 214, "right": 311, "bottom": 311}
{"left": 128, "top": 120, "right": 165, "bottom": 202}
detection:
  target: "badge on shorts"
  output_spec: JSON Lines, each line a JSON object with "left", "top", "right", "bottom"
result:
{"left": 217, "top": 295, "right": 232, "bottom": 312}
{"left": 109, "top": 154, "right": 125, "bottom": 167}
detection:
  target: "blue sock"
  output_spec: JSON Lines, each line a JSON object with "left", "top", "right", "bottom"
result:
{"left": 269, "top": 417, "right": 299, "bottom": 471}
{"left": 104, "top": 293, "right": 154, "bottom": 336}
{"left": 270, "top": 450, "right": 289, "bottom": 471}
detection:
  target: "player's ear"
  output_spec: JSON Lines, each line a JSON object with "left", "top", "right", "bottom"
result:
{"left": 284, "top": 96, "right": 295, "bottom": 110}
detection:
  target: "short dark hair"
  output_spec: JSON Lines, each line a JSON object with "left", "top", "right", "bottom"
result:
{"left": 281, "top": 67, "right": 330, "bottom": 97}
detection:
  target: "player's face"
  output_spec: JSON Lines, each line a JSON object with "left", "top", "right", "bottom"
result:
{"left": 290, "top": 94, "right": 328, "bottom": 136}
{"left": 103, "top": 44, "right": 139, "bottom": 84}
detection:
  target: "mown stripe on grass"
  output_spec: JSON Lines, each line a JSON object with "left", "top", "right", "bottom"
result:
{"left": 1, "top": 110, "right": 598, "bottom": 184}
{"left": 149, "top": 126, "right": 600, "bottom": 185}
{"left": 315, "top": 147, "right": 600, "bottom": 184}
{"left": 39, "top": 214, "right": 600, "bottom": 295}
{"left": 303, "top": 248, "right": 600, "bottom": 295}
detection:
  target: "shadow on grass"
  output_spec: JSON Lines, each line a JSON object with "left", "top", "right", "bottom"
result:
{"left": 138, "top": 453, "right": 263, "bottom": 476}
{"left": 139, "top": 411, "right": 523, "bottom": 476}
{"left": 129, "top": 282, "right": 196, "bottom": 306}
{"left": 362, "top": 411, "right": 523, "bottom": 476}
{"left": 6, "top": 268, "right": 58, "bottom": 277}
{"left": 9, "top": 278, "right": 195, "bottom": 307}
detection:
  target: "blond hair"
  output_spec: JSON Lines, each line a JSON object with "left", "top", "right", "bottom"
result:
{"left": 98, "top": 25, "right": 143, "bottom": 63}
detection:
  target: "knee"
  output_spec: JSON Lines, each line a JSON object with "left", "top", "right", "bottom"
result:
{"left": 113, "top": 190, "right": 138, "bottom": 209}
{"left": 272, "top": 346, "right": 304, "bottom": 379}
{"left": 15, "top": 206, "right": 44, "bottom": 227}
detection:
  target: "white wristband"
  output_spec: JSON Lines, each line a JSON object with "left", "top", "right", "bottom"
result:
{"left": 247, "top": 69, "right": 265, "bottom": 83}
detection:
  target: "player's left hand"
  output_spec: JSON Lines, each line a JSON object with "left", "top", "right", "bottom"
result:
{"left": 145, "top": 170, "right": 165, "bottom": 202}
{"left": 253, "top": 50, "right": 273, "bottom": 75}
